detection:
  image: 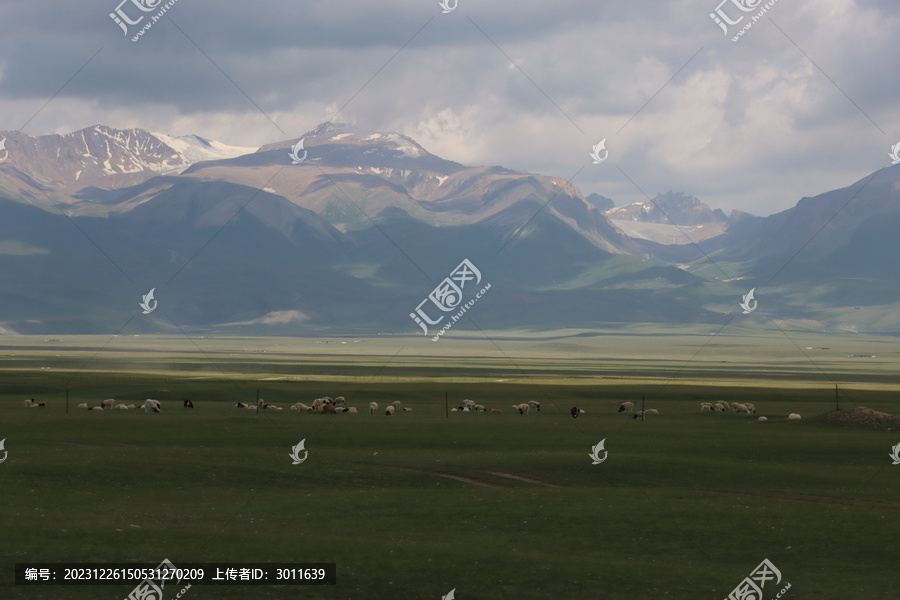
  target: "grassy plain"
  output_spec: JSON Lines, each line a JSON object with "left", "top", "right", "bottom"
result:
{"left": 1, "top": 328, "right": 898, "bottom": 599}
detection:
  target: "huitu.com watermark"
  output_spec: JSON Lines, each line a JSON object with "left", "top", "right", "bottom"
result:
{"left": 409, "top": 259, "right": 490, "bottom": 341}
{"left": 124, "top": 558, "right": 190, "bottom": 600}
{"left": 725, "top": 558, "right": 790, "bottom": 600}
{"left": 709, "top": 0, "right": 782, "bottom": 42}
{"left": 109, "top": 0, "right": 180, "bottom": 42}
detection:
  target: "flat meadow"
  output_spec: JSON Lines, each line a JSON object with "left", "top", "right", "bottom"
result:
{"left": 1, "top": 329, "right": 898, "bottom": 599}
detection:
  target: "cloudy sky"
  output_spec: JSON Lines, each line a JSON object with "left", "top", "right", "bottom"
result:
{"left": 0, "top": 0, "right": 898, "bottom": 216}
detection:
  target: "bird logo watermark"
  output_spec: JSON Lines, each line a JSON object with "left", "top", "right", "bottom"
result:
{"left": 889, "top": 141, "right": 900, "bottom": 165}
{"left": 0, "top": 438, "right": 7, "bottom": 464}
{"left": 442, "top": 588, "right": 456, "bottom": 600}
{"left": 589, "top": 439, "right": 608, "bottom": 465}
{"left": 890, "top": 442, "right": 900, "bottom": 465}
{"left": 438, "top": 0, "right": 457, "bottom": 13}
{"left": 0, "top": 138, "right": 8, "bottom": 163}
{"left": 139, "top": 288, "right": 157, "bottom": 314}
{"left": 289, "top": 138, "right": 307, "bottom": 164}
{"left": 289, "top": 439, "right": 308, "bottom": 465}
{"left": 739, "top": 288, "right": 757, "bottom": 314}
{"left": 589, "top": 139, "right": 608, "bottom": 164}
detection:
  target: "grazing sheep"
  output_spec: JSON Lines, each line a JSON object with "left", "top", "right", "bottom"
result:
{"left": 312, "top": 398, "right": 326, "bottom": 412}
{"left": 490, "top": 408, "right": 502, "bottom": 415}
{"left": 24, "top": 398, "right": 34, "bottom": 408}
{"left": 322, "top": 404, "right": 336, "bottom": 415}
{"left": 716, "top": 401, "right": 729, "bottom": 412}
{"left": 450, "top": 408, "right": 458, "bottom": 411}
{"left": 127, "top": 404, "right": 136, "bottom": 409}
{"left": 347, "top": 407, "right": 358, "bottom": 414}
{"left": 32, "top": 402, "right": 46, "bottom": 407}
{"left": 257, "top": 398, "right": 266, "bottom": 409}
{"left": 633, "top": 410, "right": 645, "bottom": 419}
{"left": 246, "top": 404, "right": 256, "bottom": 409}
{"left": 77, "top": 403, "right": 88, "bottom": 410}
{"left": 513, "top": 403, "right": 530, "bottom": 415}
{"left": 115, "top": 404, "right": 129, "bottom": 410}
{"left": 142, "top": 399, "right": 161, "bottom": 413}
{"left": 102, "top": 398, "right": 116, "bottom": 410}
{"left": 788, "top": 413, "right": 801, "bottom": 420}
{"left": 744, "top": 403, "right": 756, "bottom": 414}
{"left": 758, "top": 416, "right": 768, "bottom": 422}
{"left": 402, "top": 407, "right": 412, "bottom": 412}
{"left": 645, "top": 408, "right": 659, "bottom": 415}
{"left": 334, "top": 396, "right": 346, "bottom": 407}
{"left": 474, "top": 404, "right": 486, "bottom": 412}
{"left": 462, "top": 399, "right": 476, "bottom": 410}
{"left": 183, "top": 399, "right": 194, "bottom": 408}
{"left": 571, "top": 406, "right": 580, "bottom": 419}
{"left": 291, "top": 402, "right": 313, "bottom": 412}
{"left": 527, "top": 401, "right": 541, "bottom": 412}
{"left": 369, "top": 402, "right": 378, "bottom": 415}
{"left": 618, "top": 402, "right": 634, "bottom": 413}
{"left": 733, "top": 403, "right": 750, "bottom": 414}
{"left": 391, "top": 400, "right": 401, "bottom": 411}
{"left": 90, "top": 406, "right": 104, "bottom": 411}
{"left": 385, "top": 405, "right": 395, "bottom": 416}
{"left": 235, "top": 402, "right": 250, "bottom": 408}
{"left": 700, "top": 402, "right": 714, "bottom": 411}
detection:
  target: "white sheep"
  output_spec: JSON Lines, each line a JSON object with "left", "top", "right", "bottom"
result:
{"left": 115, "top": 404, "right": 129, "bottom": 410}
{"left": 513, "top": 403, "right": 530, "bottom": 415}
{"left": 716, "top": 401, "right": 729, "bottom": 412}
{"left": 291, "top": 402, "right": 313, "bottom": 412}
{"left": 402, "top": 407, "right": 412, "bottom": 412}
{"left": 788, "top": 413, "right": 801, "bottom": 420}
{"left": 334, "top": 396, "right": 346, "bottom": 407}
{"left": 700, "top": 402, "right": 714, "bottom": 411}
{"left": 90, "top": 406, "right": 104, "bottom": 411}
{"left": 618, "top": 402, "right": 634, "bottom": 413}
{"left": 24, "top": 399, "right": 34, "bottom": 408}
{"left": 391, "top": 400, "right": 401, "bottom": 410}
{"left": 462, "top": 399, "right": 476, "bottom": 409}
{"left": 142, "top": 399, "right": 161, "bottom": 413}
{"left": 385, "top": 405, "right": 395, "bottom": 416}
{"left": 744, "top": 403, "right": 756, "bottom": 414}
{"left": 645, "top": 408, "right": 659, "bottom": 415}
{"left": 733, "top": 403, "right": 750, "bottom": 414}
{"left": 757, "top": 416, "right": 768, "bottom": 422}
{"left": 77, "top": 403, "right": 88, "bottom": 410}
{"left": 312, "top": 398, "right": 326, "bottom": 412}
{"left": 369, "top": 402, "right": 378, "bottom": 415}
{"left": 127, "top": 404, "right": 137, "bottom": 409}
{"left": 347, "top": 407, "right": 358, "bottom": 414}
{"left": 527, "top": 401, "right": 541, "bottom": 412}
{"left": 474, "top": 404, "right": 486, "bottom": 412}
{"left": 101, "top": 398, "right": 116, "bottom": 410}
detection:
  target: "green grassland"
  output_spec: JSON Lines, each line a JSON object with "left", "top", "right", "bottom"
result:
{"left": 1, "top": 329, "right": 898, "bottom": 600}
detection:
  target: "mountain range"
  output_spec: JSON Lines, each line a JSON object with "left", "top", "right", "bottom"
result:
{"left": 1, "top": 123, "right": 898, "bottom": 336}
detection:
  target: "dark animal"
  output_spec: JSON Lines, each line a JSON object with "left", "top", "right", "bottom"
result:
{"left": 571, "top": 406, "right": 580, "bottom": 419}
{"left": 183, "top": 399, "right": 194, "bottom": 408}
{"left": 322, "top": 404, "right": 336, "bottom": 415}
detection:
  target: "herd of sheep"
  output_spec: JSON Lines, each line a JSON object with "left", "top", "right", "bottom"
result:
{"left": 22, "top": 396, "right": 802, "bottom": 421}
{"left": 699, "top": 401, "right": 800, "bottom": 421}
